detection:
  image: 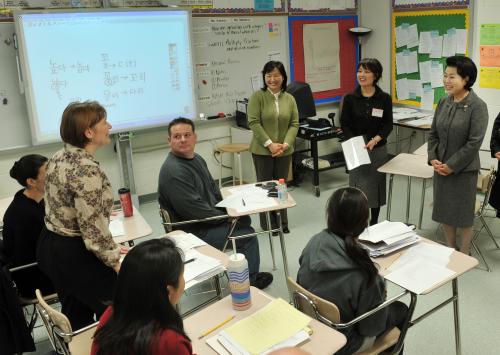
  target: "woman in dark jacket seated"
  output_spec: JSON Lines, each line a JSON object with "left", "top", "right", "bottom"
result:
{"left": 297, "top": 187, "right": 408, "bottom": 354}
{"left": 2, "top": 154, "right": 54, "bottom": 298}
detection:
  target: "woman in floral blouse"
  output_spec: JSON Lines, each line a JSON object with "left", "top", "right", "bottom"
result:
{"left": 37, "top": 101, "right": 122, "bottom": 329}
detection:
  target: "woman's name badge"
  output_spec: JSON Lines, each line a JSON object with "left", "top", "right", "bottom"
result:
{"left": 372, "top": 108, "right": 383, "bottom": 117}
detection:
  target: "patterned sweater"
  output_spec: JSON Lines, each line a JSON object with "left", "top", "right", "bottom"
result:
{"left": 44, "top": 144, "right": 120, "bottom": 268}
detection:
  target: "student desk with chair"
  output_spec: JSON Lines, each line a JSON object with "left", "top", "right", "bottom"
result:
{"left": 374, "top": 238, "right": 478, "bottom": 355}
{"left": 184, "top": 286, "right": 347, "bottom": 355}
{"left": 220, "top": 182, "right": 296, "bottom": 280}
{"left": 166, "top": 230, "right": 230, "bottom": 317}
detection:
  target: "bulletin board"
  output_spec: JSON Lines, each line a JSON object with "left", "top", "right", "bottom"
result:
{"left": 393, "top": 0, "right": 469, "bottom": 10}
{"left": 288, "top": 0, "right": 356, "bottom": 14}
{"left": 392, "top": 9, "right": 469, "bottom": 107}
{"left": 288, "top": 15, "right": 358, "bottom": 104}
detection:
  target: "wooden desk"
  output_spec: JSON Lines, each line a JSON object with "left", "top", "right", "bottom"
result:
{"left": 378, "top": 153, "right": 433, "bottom": 229}
{"left": 166, "top": 230, "right": 229, "bottom": 317}
{"left": 111, "top": 206, "right": 153, "bottom": 245}
{"left": 221, "top": 183, "right": 297, "bottom": 280}
{"left": 184, "top": 287, "right": 347, "bottom": 355}
{"left": 374, "top": 238, "right": 478, "bottom": 355}
{"left": 413, "top": 142, "right": 428, "bottom": 157}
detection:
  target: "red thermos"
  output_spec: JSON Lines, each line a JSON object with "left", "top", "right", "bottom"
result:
{"left": 118, "top": 188, "right": 133, "bottom": 217}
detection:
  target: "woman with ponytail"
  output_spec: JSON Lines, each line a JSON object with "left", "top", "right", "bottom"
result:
{"left": 91, "top": 238, "right": 191, "bottom": 355}
{"left": 297, "top": 187, "right": 407, "bottom": 355}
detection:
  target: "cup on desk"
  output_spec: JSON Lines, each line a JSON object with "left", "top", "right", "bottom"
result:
{"left": 118, "top": 188, "right": 133, "bottom": 217}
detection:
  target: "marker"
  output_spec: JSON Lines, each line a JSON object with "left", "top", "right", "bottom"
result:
{"left": 184, "top": 258, "right": 195, "bottom": 264}
{"left": 242, "top": 198, "right": 246, "bottom": 206}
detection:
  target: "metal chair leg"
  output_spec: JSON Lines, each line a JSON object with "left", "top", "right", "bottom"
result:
{"left": 237, "top": 152, "right": 243, "bottom": 185}
{"left": 266, "top": 212, "right": 277, "bottom": 270}
{"left": 219, "top": 150, "right": 223, "bottom": 188}
{"left": 471, "top": 240, "right": 491, "bottom": 272}
{"left": 480, "top": 216, "right": 500, "bottom": 249}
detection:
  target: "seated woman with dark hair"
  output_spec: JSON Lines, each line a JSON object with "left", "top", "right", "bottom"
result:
{"left": 297, "top": 187, "right": 408, "bottom": 355}
{"left": 2, "top": 154, "right": 54, "bottom": 298}
{"left": 91, "top": 238, "right": 191, "bottom": 355}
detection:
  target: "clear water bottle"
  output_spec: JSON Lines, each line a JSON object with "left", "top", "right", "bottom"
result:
{"left": 277, "top": 178, "right": 287, "bottom": 203}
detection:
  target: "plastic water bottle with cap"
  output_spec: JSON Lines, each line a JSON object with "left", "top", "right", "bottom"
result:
{"left": 227, "top": 239, "right": 251, "bottom": 311}
{"left": 277, "top": 178, "right": 287, "bottom": 203}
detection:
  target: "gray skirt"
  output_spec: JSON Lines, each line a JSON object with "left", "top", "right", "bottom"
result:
{"left": 432, "top": 170, "right": 477, "bottom": 227}
{"left": 349, "top": 145, "right": 388, "bottom": 208}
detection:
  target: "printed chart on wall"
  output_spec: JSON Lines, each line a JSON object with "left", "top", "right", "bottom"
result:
{"left": 288, "top": 15, "right": 358, "bottom": 104}
{"left": 392, "top": 9, "right": 468, "bottom": 109}
{"left": 479, "top": 23, "right": 500, "bottom": 89}
{"left": 192, "top": 16, "right": 288, "bottom": 116}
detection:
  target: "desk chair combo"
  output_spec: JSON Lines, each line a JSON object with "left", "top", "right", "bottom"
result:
{"left": 35, "top": 289, "right": 96, "bottom": 355}
{"left": 287, "top": 277, "right": 409, "bottom": 355}
{"left": 159, "top": 207, "right": 259, "bottom": 316}
{"left": 471, "top": 168, "right": 500, "bottom": 272}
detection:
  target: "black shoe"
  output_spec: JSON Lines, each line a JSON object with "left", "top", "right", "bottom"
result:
{"left": 283, "top": 227, "right": 290, "bottom": 234}
{"left": 250, "top": 272, "right": 273, "bottom": 289}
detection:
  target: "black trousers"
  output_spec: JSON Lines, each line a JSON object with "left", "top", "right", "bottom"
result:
{"left": 252, "top": 154, "right": 292, "bottom": 229}
{"left": 36, "top": 227, "right": 117, "bottom": 329}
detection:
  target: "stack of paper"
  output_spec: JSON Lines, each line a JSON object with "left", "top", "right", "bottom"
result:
{"left": 216, "top": 185, "right": 278, "bottom": 213}
{"left": 208, "top": 299, "right": 311, "bottom": 355}
{"left": 168, "top": 233, "right": 224, "bottom": 286}
{"left": 182, "top": 249, "right": 225, "bottom": 284}
{"left": 359, "top": 220, "right": 421, "bottom": 257}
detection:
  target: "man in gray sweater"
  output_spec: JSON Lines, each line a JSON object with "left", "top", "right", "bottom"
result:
{"left": 158, "top": 117, "right": 272, "bottom": 289}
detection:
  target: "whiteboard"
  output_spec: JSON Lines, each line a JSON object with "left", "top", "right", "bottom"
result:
{"left": 192, "top": 16, "right": 289, "bottom": 116}
{"left": 0, "top": 16, "right": 288, "bottom": 151}
{"left": 0, "top": 22, "right": 31, "bottom": 150}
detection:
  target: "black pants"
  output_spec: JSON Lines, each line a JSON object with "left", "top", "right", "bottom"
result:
{"left": 252, "top": 154, "right": 292, "bottom": 229}
{"left": 36, "top": 227, "right": 117, "bottom": 329}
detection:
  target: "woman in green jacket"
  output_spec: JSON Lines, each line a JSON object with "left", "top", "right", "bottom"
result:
{"left": 248, "top": 61, "right": 299, "bottom": 233}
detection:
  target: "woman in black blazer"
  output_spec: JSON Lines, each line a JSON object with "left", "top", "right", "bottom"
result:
{"left": 488, "top": 112, "right": 500, "bottom": 214}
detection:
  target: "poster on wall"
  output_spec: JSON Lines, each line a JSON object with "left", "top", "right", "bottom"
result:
{"left": 479, "top": 23, "right": 500, "bottom": 89}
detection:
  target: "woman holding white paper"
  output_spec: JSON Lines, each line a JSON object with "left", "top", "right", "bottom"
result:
{"left": 340, "top": 58, "right": 393, "bottom": 225}
{"left": 428, "top": 56, "right": 488, "bottom": 254}
{"left": 297, "top": 188, "right": 408, "bottom": 355}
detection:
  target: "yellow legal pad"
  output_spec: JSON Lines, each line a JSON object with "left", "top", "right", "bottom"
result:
{"left": 223, "top": 298, "right": 311, "bottom": 354}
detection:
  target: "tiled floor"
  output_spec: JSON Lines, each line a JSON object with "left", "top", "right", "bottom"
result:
{"left": 31, "top": 168, "right": 500, "bottom": 354}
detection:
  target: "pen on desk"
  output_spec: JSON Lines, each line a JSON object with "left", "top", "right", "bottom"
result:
{"left": 242, "top": 198, "right": 246, "bottom": 206}
{"left": 198, "top": 315, "right": 235, "bottom": 339}
{"left": 184, "top": 258, "right": 195, "bottom": 264}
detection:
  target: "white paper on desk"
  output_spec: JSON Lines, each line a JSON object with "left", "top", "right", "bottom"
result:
{"left": 403, "top": 116, "right": 433, "bottom": 127}
{"left": 216, "top": 193, "right": 278, "bottom": 213}
{"left": 183, "top": 249, "right": 223, "bottom": 283}
{"left": 170, "top": 232, "right": 207, "bottom": 253}
{"left": 419, "top": 61, "right": 432, "bottom": 83}
{"left": 341, "top": 136, "right": 371, "bottom": 171}
{"left": 430, "top": 33, "right": 443, "bottom": 59}
{"left": 385, "top": 258, "right": 454, "bottom": 294}
{"left": 359, "top": 220, "right": 414, "bottom": 243}
{"left": 430, "top": 62, "right": 444, "bottom": 88}
{"left": 456, "top": 29, "right": 467, "bottom": 54}
{"left": 109, "top": 219, "right": 125, "bottom": 237}
{"left": 396, "top": 78, "right": 409, "bottom": 101}
{"left": 388, "top": 243, "right": 454, "bottom": 271}
{"left": 393, "top": 107, "right": 418, "bottom": 114}
{"left": 421, "top": 84, "right": 434, "bottom": 110}
{"left": 419, "top": 31, "right": 432, "bottom": 54}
